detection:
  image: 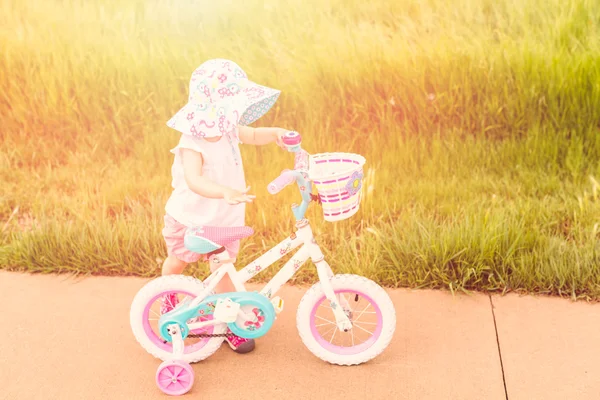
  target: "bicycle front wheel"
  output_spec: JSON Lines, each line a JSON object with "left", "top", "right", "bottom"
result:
{"left": 296, "top": 274, "right": 396, "bottom": 365}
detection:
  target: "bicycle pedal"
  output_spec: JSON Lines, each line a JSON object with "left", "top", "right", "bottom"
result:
{"left": 271, "top": 296, "right": 284, "bottom": 314}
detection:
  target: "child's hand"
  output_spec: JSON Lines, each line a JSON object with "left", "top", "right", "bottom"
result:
{"left": 275, "top": 129, "right": 289, "bottom": 149}
{"left": 223, "top": 186, "right": 256, "bottom": 205}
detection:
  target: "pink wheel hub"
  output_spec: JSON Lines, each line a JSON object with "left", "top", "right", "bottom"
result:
{"left": 156, "top": 360, "right": 194, "bottom": 396}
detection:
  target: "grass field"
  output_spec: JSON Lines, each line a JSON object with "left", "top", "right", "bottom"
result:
{"left": 2, "top": 0, "right": 600, "bottom": 298}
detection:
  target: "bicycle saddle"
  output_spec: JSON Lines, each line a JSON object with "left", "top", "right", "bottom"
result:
{"left": 184, "top": 226, "right": 254, "bottom": 254}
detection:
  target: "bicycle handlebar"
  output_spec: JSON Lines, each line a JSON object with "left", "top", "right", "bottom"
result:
{"left": 267, "top": 131, "right": 312, "bottom": 207}
{"left": 267, "top": 169, "right": 296, "bottom": 194}
{"left": 268, "top": 132, "right": 314, "bottom": 220}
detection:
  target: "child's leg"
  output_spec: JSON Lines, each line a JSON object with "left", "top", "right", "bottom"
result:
{"left": 162, "top": 256, "right": 187, "bottom": 275}
{"left": 160, "top": 215, "right": 199, "bottom": 314}
{"left": 161, "top": 214, "right": 201, "bottom": 271}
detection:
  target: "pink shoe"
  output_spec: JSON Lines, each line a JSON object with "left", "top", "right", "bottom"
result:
{"left": 160, "top": 293, "right": 179, "bottom": 315}
{"left": 225, "top": 330, "right": 255, "bottom": 354}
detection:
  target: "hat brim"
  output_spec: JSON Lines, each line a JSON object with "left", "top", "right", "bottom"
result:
{"left": 167, "top": 80, "right": 280, "bottom": 137}
{"left": 237, "top": 83, "right": 281, "bottom": 126}
{"left": 166, "top": 102, "right": 238, "bottom": 139}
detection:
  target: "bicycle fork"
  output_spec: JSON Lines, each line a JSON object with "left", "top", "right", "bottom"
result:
{"left": 300, "top": 221, "right": 353, "bottom": 332}
{"left": 315, "top": 260, "right": 353, "bottom": 332}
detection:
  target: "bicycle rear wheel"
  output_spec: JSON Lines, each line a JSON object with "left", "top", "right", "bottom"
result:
{"left": 130, "top": 275, "right": 227, "bottom": 363}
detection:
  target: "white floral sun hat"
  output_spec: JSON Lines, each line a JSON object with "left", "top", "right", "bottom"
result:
{"left": 166, "top": 59, "right": 281, "bottom": 139}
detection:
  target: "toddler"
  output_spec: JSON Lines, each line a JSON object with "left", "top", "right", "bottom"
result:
{"left": 160, "top": 58, "right": 291, "bottom": 354}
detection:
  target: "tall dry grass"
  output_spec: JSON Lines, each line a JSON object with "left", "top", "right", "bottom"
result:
{"left": 2, "top": 0, "right": 600, "bottom": 298}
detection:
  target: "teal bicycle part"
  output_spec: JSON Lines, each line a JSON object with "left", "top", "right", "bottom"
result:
{"left": 183, "top": 230, "right": 222, "bottom": 255}
{"left": 158, "top": 291, "right": 276, "bottom": 342}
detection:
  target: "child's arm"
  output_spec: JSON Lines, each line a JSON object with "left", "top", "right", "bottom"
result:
{"left": 181, "top": 148, "right": 255, "bottom": 204}
{"left": 238, "top": 125, "right": 287, "bottom": 147}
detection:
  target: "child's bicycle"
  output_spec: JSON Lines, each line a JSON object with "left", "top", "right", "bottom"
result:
{"left": 129, "top": 132, "right": 396, "bottom": 396}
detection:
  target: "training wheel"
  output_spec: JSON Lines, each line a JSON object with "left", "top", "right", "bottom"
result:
{"left": 156, "top": 360, "right": 194, "bottom": 396}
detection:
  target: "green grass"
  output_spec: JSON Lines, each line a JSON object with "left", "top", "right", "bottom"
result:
{"left": 2, "top": 0, "right": 600, "bottom": 298}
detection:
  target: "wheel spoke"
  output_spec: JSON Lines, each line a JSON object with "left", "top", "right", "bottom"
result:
{"left": 312, "top": 291, "right": 380, "bottom": 347}
{"left": 166, "top": 295, "right": 176, "bottom": 309}
{"left": 329, "top": 326, "right": 338, "bottom": 344}
{"left": 159, "top": 370, "right": 171, "bottom": 381}
{"left": 353, "top": 303, "right": 373, "bottom": 322}
{"left": 315, "top": 315, "right": 335, "bottom": 325}
{"left": 159, "top": 377, "right": 173, "bottom": 385}
{"left": 150, "top": 309, "right": 160, "bottom": 318}
{"left": 320, "top": 325, "right": 337, "bottom": 338}
{"left": 160, "top": 370, "right": 172, "bottom": 381}
{"left": 353, "top": 323, "right": 374, "bottom": 336}
{"left": 173, "top": 366, "right": 183, "bottom": 378}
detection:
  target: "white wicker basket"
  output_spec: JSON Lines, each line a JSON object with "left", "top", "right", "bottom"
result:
{"left": 308, "top": 152, "right": 366, "bottom": 222}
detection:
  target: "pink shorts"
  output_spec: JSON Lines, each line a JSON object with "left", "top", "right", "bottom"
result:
{"left": 162, "top": 215, "right": 240, "bottom": 264}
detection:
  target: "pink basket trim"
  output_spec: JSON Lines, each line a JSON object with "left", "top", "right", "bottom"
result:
{"left": 321, "top": 200, "right": 360, "bottom": 212}
{"left": 318, "top": 191, "right": 349, "bottom": 197}
{"left": 313, "top": 158, "right": 357, "bottom": 165}
{"left": 318, "top": 193, "right": 350, "bottom": 202}
{"left": 323, "top": 196, "right": 351, "bottom": 204}
{"left": 313, "top": 179, "right": 351, "bottom": 185}
{"left": 323, "top": 205, "right": 358, "bottom": 217}
{"left": 318, "top": 191, "right": 351, "bottom": 198}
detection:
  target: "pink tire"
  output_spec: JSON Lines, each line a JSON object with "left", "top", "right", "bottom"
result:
{"left": 156, "top": 360, "right": 194, "bottom": 396}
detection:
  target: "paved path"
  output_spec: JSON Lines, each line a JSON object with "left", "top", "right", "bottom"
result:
{"left": 0, "top": 271, "right": 598, "bottom": 399}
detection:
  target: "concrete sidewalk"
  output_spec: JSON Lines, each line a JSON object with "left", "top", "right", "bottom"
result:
{"left": 0, "top": 270, "right": 598, "bottom": 400}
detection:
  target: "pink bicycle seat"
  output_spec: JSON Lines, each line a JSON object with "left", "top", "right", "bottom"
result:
{"left": 189, "top": 226, "right": 255, "bottom": 247}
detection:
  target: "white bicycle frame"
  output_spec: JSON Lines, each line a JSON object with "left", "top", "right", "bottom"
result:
{"left": 182, "top": 218, "right": 353, "bottom": 335}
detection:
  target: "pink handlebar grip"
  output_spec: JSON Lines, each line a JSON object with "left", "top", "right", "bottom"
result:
{"left": 268, "top": 169, "right": 296, "bottom": 194}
